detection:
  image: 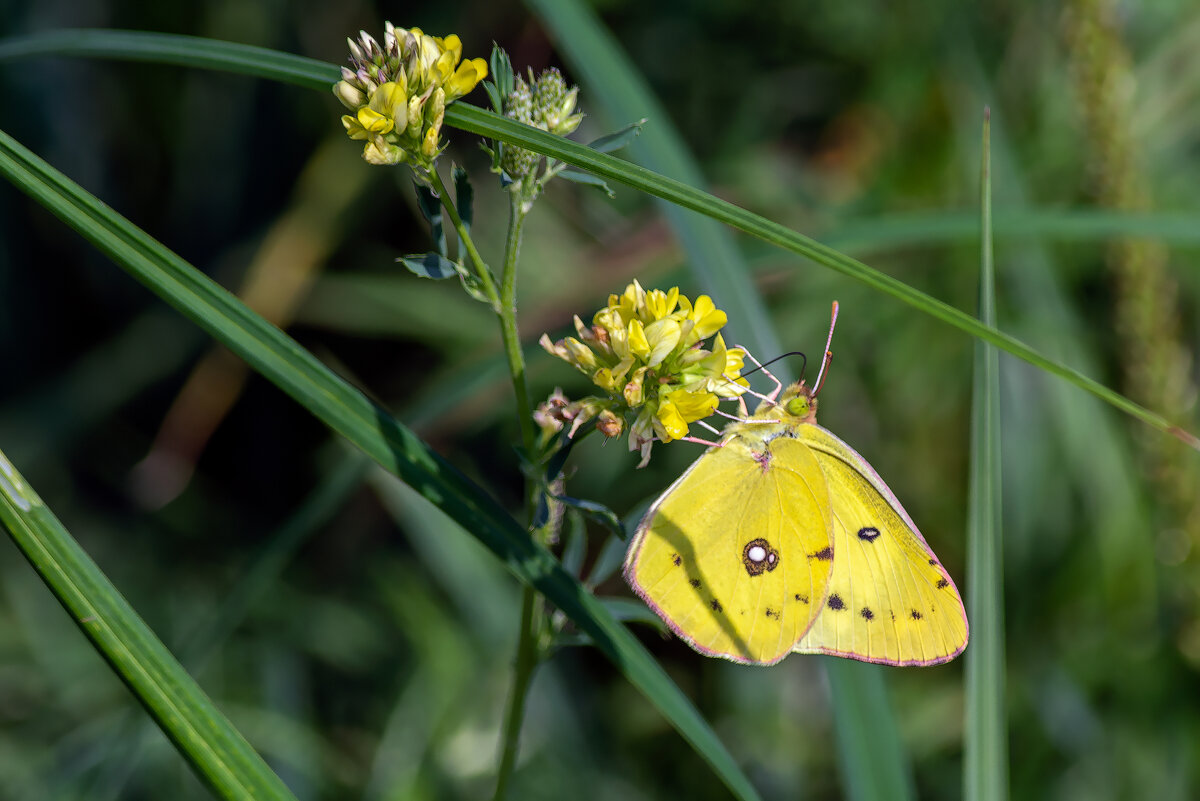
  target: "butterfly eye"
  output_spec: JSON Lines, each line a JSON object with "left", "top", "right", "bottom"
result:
{"left": 785, "top": 396, "right": 810, "bottom": 417}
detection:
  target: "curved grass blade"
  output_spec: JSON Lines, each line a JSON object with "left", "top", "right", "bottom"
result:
{"left": 0, "top": 449, "right": 300, "bottom": 801}
{"left": 444, "top": 105, "right": 1196, "bottom": 448}
{"left": 964, "top": 110, "right": 1010, "bottom": 801}
{"left": 0, "top": 129, "right": 761, "bottom": 801}
{"left": 0, "top": 27, "right": 332, "bottom": 85}
{"left": 522, "top": 0, "right": 785, "bottom": 361}
{"left": 0, "top": 28, "right": 1192, "bottom": 446}
{"left": 521, "top": 2, "right": 910, "bottom": 797}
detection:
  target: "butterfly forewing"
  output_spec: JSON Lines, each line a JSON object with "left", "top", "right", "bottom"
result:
{"left": 625, "top": 427, "right": 835, "bottom": 665}
{"left": 793, "top": 424, "right": 968, "bottom": 665}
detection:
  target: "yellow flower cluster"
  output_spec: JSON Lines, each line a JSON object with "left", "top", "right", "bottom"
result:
{"left": 333, "top": 23, "right": 487, "bottom": 174}
{"left": 539, "top": 281, "right": 748, "bottom": 465}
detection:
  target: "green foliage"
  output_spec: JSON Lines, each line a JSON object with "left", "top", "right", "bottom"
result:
{"left": 0, "top": 3, "right": 1198, "bottom": 801}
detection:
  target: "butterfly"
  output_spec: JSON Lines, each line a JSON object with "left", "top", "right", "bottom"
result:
{"left": 623, "top": 302, "right": 968, "bottom": 666}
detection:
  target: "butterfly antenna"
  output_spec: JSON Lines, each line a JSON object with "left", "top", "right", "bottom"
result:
{"left": 740, "top": 350, "right": 807, "bottom": 381}
{"left": 812, "top": 301, "right": 839, "bottom": 398}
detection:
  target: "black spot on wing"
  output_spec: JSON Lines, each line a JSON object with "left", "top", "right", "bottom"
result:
{"left": 910, "top": 609, "right": 923, "bottom": 620}
{"left": 808, "top": 547, "right": 833, "bottom": 561}
{"left": 689, "top": 578, "right": 701, "bottom": 588}
{"left": 827, "top": 594, "right": 845, "bottom": 611}
{"left": 672, "top": 553, "right": 682, "bottom": 566}
{"left": 860, "top": 607, "right": 874, "bottom": 621}
{"left": 710, "top": 599, "right": 723, "bottom": 613}
{"left": 794, "top": 593, "right": 809, "bottom": 604}
{"left": 765, "top": 607, "right": 780, "bottom": 620}
{"left": 928, "top": 558, "right": 938, "bottom": 566}
{"left": 936, "top": 578, "right": 949, "bottom": 589}
{"left": 857, "top": 527, "right": 881, "bottom": 542}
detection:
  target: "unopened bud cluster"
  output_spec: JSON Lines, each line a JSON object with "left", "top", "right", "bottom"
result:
{"left": 502, "top": 68, "right": 584, "bottom": 179}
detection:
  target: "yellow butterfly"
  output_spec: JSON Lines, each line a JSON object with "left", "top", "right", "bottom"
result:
{"left": 624, "top": 303, "right": 968, "bottom": 666}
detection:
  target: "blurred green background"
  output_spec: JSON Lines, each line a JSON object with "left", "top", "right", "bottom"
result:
{"left": 2, "top": 0, "right": 1200, "bottom": 799}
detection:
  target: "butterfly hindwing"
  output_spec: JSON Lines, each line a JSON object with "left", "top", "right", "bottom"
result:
{"left": 625, "top": 427, "right": 835, "bottom": 665}
{"left": 793, "top": 424, "right": 968, "bottom": 665}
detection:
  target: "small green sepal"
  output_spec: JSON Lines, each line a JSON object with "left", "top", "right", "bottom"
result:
{"left": 558, "top": 169, "right": 615, "bottom": 198}
{"left": 588, "top": 119, "right": 646, "bottom": 154}
{"left": 398, "top": 252, "right": 460, "bottom": 279}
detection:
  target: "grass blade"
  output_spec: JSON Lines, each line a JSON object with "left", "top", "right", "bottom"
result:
{"left": 964, "top": 110, "right": 1009, "bottom": 800}
{"left": 445, "top": 104, "right": 1195, "bottom": 447}
{"left": 523, "top": 2, "right": 911, "bottom": 797}
{"left": 0, "top": 449, "right": 300, "bottom": 801}
{"left": 523, "top": 0, "right": 784, "bottom": 359}
{"left": 0, "top": 128, "right": 761, "bottom": 801}
{"left": 0, "top": 28, "right": 1192, "bottom": 445}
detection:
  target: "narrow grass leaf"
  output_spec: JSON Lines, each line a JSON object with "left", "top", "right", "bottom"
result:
{"left": 828, "top": 659, "right": 916, "bottom": 801}
{"left": 964, "top": 110, "right": 1009, "bottom": 801}
{"left": 0, "top": 449, "right": 299, "bottom": 801}
{"left": 445, "top": 105, "right": 1195, "bottom": 447}
{"left": 0, "top": 29, "right": 1191, "bottom": 445}
{"left": 522, "top": 0, "right": 783, "bottom": 362}
{"left": 0, "top": 129, "right": 762, "bottom": 801}
{"left": 522, "top": 3, "right": 910, "bottom": 797}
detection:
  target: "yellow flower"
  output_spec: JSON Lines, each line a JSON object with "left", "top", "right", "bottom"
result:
{"left": 679, "top": 294, "right": 727, "bottom": 347}
{"left": 333, "top": 22, "right": 486, "bottom": 176}
{"left": 539, "top": 281, "right": 748, "bottom": 464}
{"left": 643, "top": 285, "right": 680, "bottom": 321}
{"left": 446, "top": 58, "right": 489, "bottom": 101}
{"left": 640, "top": 318, "right": 682, "bottom": 367}
{"left": 656, "top": 388, "right": 720, "bottom": 442}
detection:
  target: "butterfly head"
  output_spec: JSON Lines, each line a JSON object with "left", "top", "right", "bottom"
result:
{"left": 755, "top": 382, "right": 818, "bottom": 424}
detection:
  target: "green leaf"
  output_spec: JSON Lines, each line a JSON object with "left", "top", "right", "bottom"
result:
{"left": 964, "top": 109, "right": 1009, "bottom": 801}
{"left": 483, "top": 81, "right": 503, "bottom": 115}
{"left": 544, "top": 426, "right": 585, "bottom": 483}
{"left": 489, "top": 43, "right": 515, "bottom": 105}
{"left": 0, "top": 127, "right": 762, "bottom": 801}
{"left": 413, "top": 184, "right": 447, "bottom": 256}
{"left": 558, "top": 168, "right": 615, "bottom": 198}
{"left": 452, "top": 164, "right": 474, "bottom": 232}
{"left": 447, "top": 102, "right": 1196, "bottom": 445}
{"left": 585, "top": 532, "right": 629, "bottom": 589}
{"left": 552, "top": 494, "right": 625, "bottom": 540}
{"left": 0, "top": 28, "right": 1191, "bottom": 447}
{"left": 587, "top": 118, "right": 646, "bottom": 153}
{"left": 598, "top": 597, "right": 669, "bottom": 627}
{"left": 828, "top": 659, "right": 916, "bottom": 800}
{"left": 399, "top": 252, "right": 460, "bottom": 280}
{"left": 554, "top": 598, "right": 669, "bottom": 648}
{"left": 0, "top": 449, "right": 299, "bottom": 801}
{"left": 560, "top": 510, "right": 588, "bottom": 577}
{"left": 520, "top": 4, "right": 910, "bottom": 798}
{"left": 0, "top": 28, "right": 336, "bottom": 89}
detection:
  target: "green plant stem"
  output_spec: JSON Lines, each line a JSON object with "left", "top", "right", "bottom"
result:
{"left": 500, "top": 191, "right": 536, "bottom": 451}
{"left": 491, "top": 188, "right": 542, "bottom": 801}
{"left": 428, "top": 168, "right": 500, "bottom": 308}
{"left": 493, "top": 585, "right": 541, "bottom": 801}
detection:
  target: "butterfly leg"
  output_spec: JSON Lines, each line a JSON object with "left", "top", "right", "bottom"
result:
{"left": 738, "top": 347, "right": 785, "bottom": 404}
{"left": 680, "top": 435, "right": 724, "bottom": 448}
